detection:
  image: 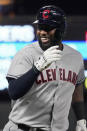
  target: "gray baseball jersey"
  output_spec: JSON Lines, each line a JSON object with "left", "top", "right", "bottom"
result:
{"left": 6, "top": 41, "right": 85, "bottom": 131}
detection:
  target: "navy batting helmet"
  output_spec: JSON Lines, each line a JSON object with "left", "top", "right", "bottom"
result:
{"left": 33, "top": 5, "right": 66, "bottom": 33}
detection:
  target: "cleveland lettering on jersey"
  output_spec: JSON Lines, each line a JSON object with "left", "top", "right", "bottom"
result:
{"left": 36, "top": 69, "right": 56, "bottom": 84}
{"left": 36, "top": 68, "right": 78, "bottom": 85}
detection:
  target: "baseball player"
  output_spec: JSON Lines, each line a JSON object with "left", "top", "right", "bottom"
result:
{"left": 3, "top": 5, "right": 87, "bottom": 131}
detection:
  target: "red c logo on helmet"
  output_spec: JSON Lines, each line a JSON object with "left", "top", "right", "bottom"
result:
{"left": 43, "top": 10, "right": 50, "bottom": 19}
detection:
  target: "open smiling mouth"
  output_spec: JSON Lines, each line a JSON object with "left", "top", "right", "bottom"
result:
{"left": 40, "top": 37, "right": 49, "bottom": 43}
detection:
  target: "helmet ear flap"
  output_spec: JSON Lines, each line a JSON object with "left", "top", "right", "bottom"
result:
{"left": 55, "top": 29, "right": 64, "bottom": 41}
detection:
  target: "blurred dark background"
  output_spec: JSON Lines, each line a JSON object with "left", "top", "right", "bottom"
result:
{"left": 0, "top": 0, "right": 87, "bottom": 16}
{"left": 12, "top": 0, "right": 87, "bottom": 16}
{"left": 0, "top": 0, "right": 87, "bottom": 131}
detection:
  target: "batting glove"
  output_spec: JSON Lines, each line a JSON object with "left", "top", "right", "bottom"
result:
{"left": 76, "top": 119, "right": 87, "bottom": 131}
{"left": 34, "top": 45, "right": 62, "bottom": 71}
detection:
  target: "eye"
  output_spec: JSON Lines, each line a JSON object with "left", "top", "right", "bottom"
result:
{"left": 37, "top": 24, "right": 55, "bottom": 32}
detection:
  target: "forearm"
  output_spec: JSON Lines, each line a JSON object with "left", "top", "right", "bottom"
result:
{"left": 72, "top": 82, "right": 86, "bottom": 120}
{"left": 8, "top": 65, "right": 40, "bottom": 100}
{"left": 72, "top": 101, "right": 86, "bottom": 120}
{"left": 72, "top": 83, "right": 87, "bottom": 131}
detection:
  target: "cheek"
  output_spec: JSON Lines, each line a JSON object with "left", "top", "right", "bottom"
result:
{"left": 50, "top": 33, "right": 55, "bottom": 40}
{"left": 36, "top": 30, "right": 40, "bottom": 36}
{"left": 49, "top": 29, "right": 56, "bottom": 37}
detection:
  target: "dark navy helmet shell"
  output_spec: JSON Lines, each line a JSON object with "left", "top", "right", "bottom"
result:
{"left": 33, "top": 5, "right": 66, "bottom": 33}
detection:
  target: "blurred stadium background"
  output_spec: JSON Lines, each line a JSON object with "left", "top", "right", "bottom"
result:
{"left": 0, "top": 0, "right": 87, "bottom": 131}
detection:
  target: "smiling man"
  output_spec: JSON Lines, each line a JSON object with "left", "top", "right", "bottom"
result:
{"left": 34, "top": 6, "right": 65, "bottom": 51}
{"left": 3, "top": 5, "right": 87, "bottom": 131}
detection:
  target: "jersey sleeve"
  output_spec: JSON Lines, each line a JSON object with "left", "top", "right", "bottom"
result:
{"left": 76, "top": 54, "right": 85, "bottom": 85}
{"left": 7, "top": 48, "right": 34, "bottom": 79}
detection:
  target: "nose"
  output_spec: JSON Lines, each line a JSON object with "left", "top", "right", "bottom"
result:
{"left": 40, "top": 30, "right": 48, "bottom": 35}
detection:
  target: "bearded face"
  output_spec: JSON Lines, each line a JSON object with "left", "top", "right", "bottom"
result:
{"left": 36, "top": 24, "right": 62, "bottom": 50}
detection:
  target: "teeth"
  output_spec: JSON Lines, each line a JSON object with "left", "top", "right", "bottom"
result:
{"left": 41, "top": 38, "right": 48, "bottom": 40}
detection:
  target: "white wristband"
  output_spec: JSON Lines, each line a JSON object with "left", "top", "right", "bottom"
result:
{"left": 76, "top": 119, "right": 87, "bottom": 131}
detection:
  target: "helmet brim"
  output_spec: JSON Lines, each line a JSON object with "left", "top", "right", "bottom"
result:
{"left": 33, "top": 19, "right": 57, "bottom": 27}
{"left": 33, "top": 20, "right": 39, "bottom": 24}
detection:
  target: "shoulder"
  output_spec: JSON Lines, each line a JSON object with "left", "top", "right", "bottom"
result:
{"left": 64, "top": 44, "right": 83, "bottom": 60}
{"left": 14, "top": 41, "right": 40, "bottom": 57}
{"left": 20, "top": 41, "right": 39, "bottom": 53}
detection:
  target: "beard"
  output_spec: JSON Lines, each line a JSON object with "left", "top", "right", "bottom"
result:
{"left": 37, "top": 30, "right": 62, "bottom": 51}
{"left": 37, "top": 36, "right": 54, "bottom": 50}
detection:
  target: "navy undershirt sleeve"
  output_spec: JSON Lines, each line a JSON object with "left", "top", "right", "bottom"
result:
{"left": 72, "top": 101, "right": 86, "bottom": 120}
{"left": 7, "top": 66, "right": 40, "bottom": 100}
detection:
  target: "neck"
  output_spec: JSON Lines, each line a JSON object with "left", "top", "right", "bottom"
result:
{"left": 59, "top": 43, "right": 63, "bottom": 51}
{"left": 57, "top": 40, "right": 63, "bottom": 50}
